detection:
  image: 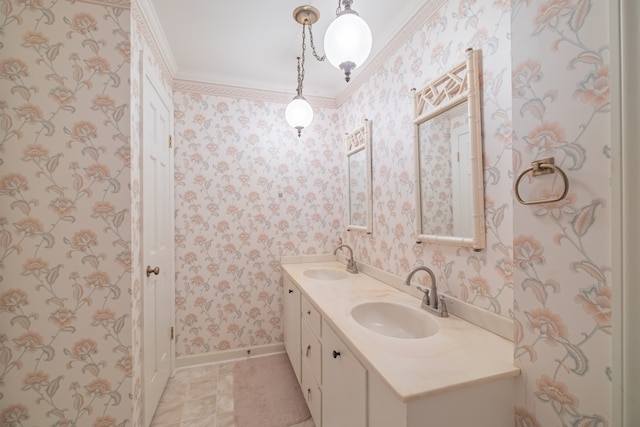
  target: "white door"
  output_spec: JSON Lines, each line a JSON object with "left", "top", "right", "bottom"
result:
{"left": 450, "top": 121, "right": 472, "bottom": 237}
{"left": 142, "top": 61, "right": 173, "bottom": 427}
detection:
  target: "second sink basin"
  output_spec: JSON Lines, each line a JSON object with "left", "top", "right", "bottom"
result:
{"left": 351, "top": 301, "right": 439, "bottom": 339}
{"left": 303, "top": 268, "right": 349, "bottom": 281}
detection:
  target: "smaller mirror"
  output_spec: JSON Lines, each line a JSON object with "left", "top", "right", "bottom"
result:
{"left": 412, "top": 48, "right": 485, "bottom": 249}
{"left": 346, "top": 119, "right": 373, "bottom": 233}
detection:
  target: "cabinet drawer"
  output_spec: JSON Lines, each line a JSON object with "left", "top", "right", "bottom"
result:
{"left": 301, "top": 295, "right": 321, "bottom": 337}
{"left": 301, "top": 353, "right": 322, "bottom": 426}
{"left": 301, "top": 318, "right": 322, "bottom": 384}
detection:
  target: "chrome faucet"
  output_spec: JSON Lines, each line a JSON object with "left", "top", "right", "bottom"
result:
{"left": 404, "top": 266, "right": 448, "bottom": 317}
{"left": 334, "top": 245, "right": 358, "bottom": 274}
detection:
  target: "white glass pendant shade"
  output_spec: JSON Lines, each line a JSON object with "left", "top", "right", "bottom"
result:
{"left": 285, "top": 96, "right": 314, "bottom": 136}
{"left": 324, "top": 12, "right": 372, "bottom": 81}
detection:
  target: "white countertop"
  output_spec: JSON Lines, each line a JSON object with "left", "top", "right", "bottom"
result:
{"left": 282, "top": 261, "right": 520, "bottom": 403}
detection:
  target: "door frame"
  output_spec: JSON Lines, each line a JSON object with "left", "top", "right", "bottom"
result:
{"left": 611, "top": 1, "right": 640, "bottom": 425}
{"left": 139, "top": 48, "right": 176, "bottom": 426}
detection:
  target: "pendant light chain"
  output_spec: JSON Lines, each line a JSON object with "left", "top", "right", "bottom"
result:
{"left": 298, "top": 23, "right": 307, "bottom": 96}
{"left": 307, "top": 24, "right": 325, "bottom": 62}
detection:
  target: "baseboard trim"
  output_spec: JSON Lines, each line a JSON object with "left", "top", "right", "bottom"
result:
{"left": 176, "top": 343, "right": 285, "bottom": 370}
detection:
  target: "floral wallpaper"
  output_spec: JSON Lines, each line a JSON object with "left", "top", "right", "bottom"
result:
{"left": 172, "top": 89, "right": 343, "bottom": 357}
{"left": 340, "top": 0, "right": 514, "bottom": 314}
{"left": 511, "top": 1, "right": 611, "bottom": 426}
{"left": 0, "top": 0, "right": 614, "bottom": 425}
{"left": 0, "top": 0, "right": 134, "bottom": 426}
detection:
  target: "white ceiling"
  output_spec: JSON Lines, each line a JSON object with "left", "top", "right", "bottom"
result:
{"left": 146, "top": 0, "right": 427, "bottom": 98}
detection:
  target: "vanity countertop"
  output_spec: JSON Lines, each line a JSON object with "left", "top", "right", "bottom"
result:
{"left": 282, "top": 261, "right": 520, "bottom": 403}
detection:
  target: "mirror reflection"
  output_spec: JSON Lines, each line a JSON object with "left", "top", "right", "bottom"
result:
{"left": 413, "top": 48, "right": 485, "bottom": 249}
{"left": 417, "top": 101, "right": 472, "bottom": 238}
{"left": 346, "top": 119, "right": 372, "bottom": 234}
{"left": 348, "top": 149, "right": 367, "bottom": 227}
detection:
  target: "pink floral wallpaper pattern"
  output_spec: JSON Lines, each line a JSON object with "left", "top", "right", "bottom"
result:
{"left": 511, "top": 1, "right": 611, "bottom": 426}
{"left": 172, "top": 90, "right": 343, "bottom": 357}
{"left": 171, "top": 2, "right": 613, "bottom": 425}
{"left": 339, "top": 0, "right": 514, "bottom": 315}
{"left": 1, "top": 0, "right": 134, "bottom": 425}
{"left": 0, "top": 0, "right": 615, "bottom": 425}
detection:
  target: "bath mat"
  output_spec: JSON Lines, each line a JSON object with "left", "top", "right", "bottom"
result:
{"left": 233, "top": 352, "right": 311, "bottom": 427}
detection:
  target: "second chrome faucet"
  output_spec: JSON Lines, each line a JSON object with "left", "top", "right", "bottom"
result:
{"left": 334, "top": 244, "right": 358, "bottom": 274}
{"left": 404, "top": 266, "right": 448, "bottom": 317}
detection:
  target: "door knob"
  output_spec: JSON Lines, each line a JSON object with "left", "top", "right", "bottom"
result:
{"left": 146, "top": 265, "right": 160, "bottom": 277}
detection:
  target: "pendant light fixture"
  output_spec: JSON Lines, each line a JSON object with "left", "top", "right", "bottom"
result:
{"left": 285, "top": 6, "right": 326, "bottom": 137}
{"left": 324, "top": 0, "right": 372, "bottom": 82}
{"left": 285, "top": 2, "right": 372, "bottom": 135}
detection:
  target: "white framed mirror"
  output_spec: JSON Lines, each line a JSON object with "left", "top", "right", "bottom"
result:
{"left": 346, "top": 119, "right": 373, "bottom": 234}
{"left": 412, "top": 48, "right": 485, "bottom": 249}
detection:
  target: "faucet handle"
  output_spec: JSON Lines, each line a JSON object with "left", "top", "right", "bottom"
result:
{"left": 416, "top": 286, "right": 430, "bottom": 306}
{"left": 346, "top": 259, "right": 358, "bottom": 274}
{"left": 438, "top": 295, "right": 448, "bottom": 317}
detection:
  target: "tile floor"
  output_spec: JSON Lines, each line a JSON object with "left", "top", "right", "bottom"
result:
{"left": 150, "top": 360, "right": 315, "bottom": 427}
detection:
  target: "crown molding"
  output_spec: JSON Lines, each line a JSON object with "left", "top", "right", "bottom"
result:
{"left": 335, "top": 0, "right": 448, "bottom": 106}
{"left": 68, "top": 0, "right": 130, "bottom": 9}
{"left": 133, "top": 0, "right": 446, "bottom": 111}
{"left": 173, "top": 78, "right": 337, "bottom": 109}
{"left": 134, "top": 0, "right": 177, "bottom": 75}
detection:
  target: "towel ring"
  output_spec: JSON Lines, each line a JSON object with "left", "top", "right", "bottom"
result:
{"left": 515, "top": 157, "right": 569, "bottom": 206}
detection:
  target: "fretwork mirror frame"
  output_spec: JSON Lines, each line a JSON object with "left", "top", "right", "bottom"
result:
{"left": 412, "top": 48, "right": 485, "bottom": 249}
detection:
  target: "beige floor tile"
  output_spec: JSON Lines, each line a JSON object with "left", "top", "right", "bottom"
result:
{"left": 216, "top": 392, "right": 234, "bottom": 413}
{"left": 288, "top": 418, "right": 315, "bottom": 427}
{"left": 150, "top": 422, "right": 181, "bottom": 427}
{"left": 180, "top": 414, "right": 217, "bottom": 427}
{"left": 161, "top": 382, "right": 190, "bottom": 403}
{"left": 215, "top": 411, "right": 235, "bottom": 427}
{"left": 150, "top": 399, "right": 184, "bottom": 425}
{"left": 153, "top": 358, "right": 311, "bottom": 427}
{"left": 182, "top": 394, "right": 217, "bottom": 422}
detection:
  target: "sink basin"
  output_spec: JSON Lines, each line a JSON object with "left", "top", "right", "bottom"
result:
{"left": 303, "top": 268, "right": 350, "bottom": 281}
{"left": 351, "top": 302, "right": 439, "bottom": 339}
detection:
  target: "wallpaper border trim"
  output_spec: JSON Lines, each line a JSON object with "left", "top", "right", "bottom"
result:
{"left": 135, "top": 0, "right": 178, "bottom": 75}
{"left": 173, "top": 79, "right": 337, "bottom": 108}
{"left": 69, "top": 0, "right": 131, "bottom": 9}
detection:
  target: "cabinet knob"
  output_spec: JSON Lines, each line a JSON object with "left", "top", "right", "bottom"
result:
{"left": 306, "top": 345, "right": 311, "bottom": 357}
{"left": 307, "top": 310, "right": 311, "bottom": 315}
{"left": 332, "top": 350, "right": 341, "bottom": 359}
{"left": 288, "top": 289, "right": 293, "bottom": 294}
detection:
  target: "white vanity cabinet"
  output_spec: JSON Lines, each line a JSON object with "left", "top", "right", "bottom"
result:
{"left": 300, "top": 293, "right": 322, "bottom": 425}
{"left": 368, "top": 371, "right": 515, "bottom": 427}
{"left": 284, "top": 277, "right": 367, "bottom": 427}
{"left": 322, "top": 319, "right": 367, "bottom": 427}
{"left": 283, "top": 274, "right": 301, "bottom": 382}
{"left": 281, "top": 262, "right": 518, "bottom": 427}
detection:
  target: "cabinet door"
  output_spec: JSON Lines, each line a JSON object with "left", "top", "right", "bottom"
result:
{"left": 283, "top": 275, "right": 301, "bottom": 383}
{"left": 322, "top": 320, "right": 367, "bottom": 427}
